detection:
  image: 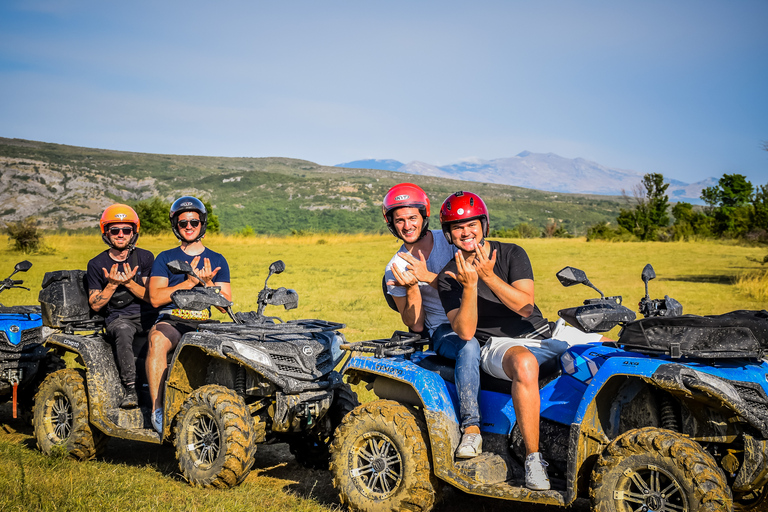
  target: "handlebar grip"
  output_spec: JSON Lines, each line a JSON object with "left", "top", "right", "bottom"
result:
{"left": 12, "top": 280, "right": 23, "bottom": 285}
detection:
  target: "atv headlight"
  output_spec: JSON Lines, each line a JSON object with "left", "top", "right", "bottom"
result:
{"left": 330, "top": 332, "right": 345, "bottom": 364}
{"left": 231, "top": 341, "right": 273, "bottom": 368}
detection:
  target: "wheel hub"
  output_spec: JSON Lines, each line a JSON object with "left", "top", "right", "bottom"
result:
{"left": 372, "top": 457, "right": 387, "bottom": 474}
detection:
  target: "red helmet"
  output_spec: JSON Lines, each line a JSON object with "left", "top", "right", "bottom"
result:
{"left": 100, "top": 204, "right": 140, "bottom": 249}
{"left": 382, "top": 183, "right": 431, "bottom": 241}
{"left": 439, "top": 191, "right": 489, "bottom": 242}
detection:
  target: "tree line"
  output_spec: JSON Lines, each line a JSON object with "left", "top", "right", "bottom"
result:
{"left": 587, "top": 172, "right": 768, "bottom": 248}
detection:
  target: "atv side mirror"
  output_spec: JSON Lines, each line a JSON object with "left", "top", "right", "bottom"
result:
{"left": 167, "top": 260, "right": 195, "bottom": 275}
{"left": 642, "top": 264, "right": 656, "bottom": 283}
{"left": 15, "top": 261, "right": 32, "bottom": 272}
{"left": 642, "top": 264, "right": 656, "bottom": 299}
{"left": 269, "top": 260, "right": 285, "bottom": 275}
{"left": 556, "top": 267, "right": 588, "bottom": 287}
{"left": 556, "top": 266, "right": 604, "bottom": 298}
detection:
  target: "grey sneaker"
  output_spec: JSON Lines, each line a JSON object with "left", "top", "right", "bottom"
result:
{"left": 525, "top": 452, "right": 550, "bottom": 490}
{"left": 456, "top": 433, "right": 482, "bottom": 458}
{"left": 151, "top": 408, "right": 163, "bottom": 434}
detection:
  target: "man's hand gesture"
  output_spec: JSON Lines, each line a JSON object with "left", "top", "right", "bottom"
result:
{"left": 188, "top": 256, "right": 221, "bottom": 286}
{"left": 472, "top": 247, "right": 497, "bottom": 282}
{"left": 446, "top": 250, "right": 478, "bottom": 289}
{"left": 103, "top": 263, "right": 137, "bottom": 287}
{"left": 388, "top": 262, "right": 419, "bottom": 289}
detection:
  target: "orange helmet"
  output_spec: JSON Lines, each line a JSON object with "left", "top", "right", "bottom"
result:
{"left": 100, "top": 204, "right": 140, "bottom": 249}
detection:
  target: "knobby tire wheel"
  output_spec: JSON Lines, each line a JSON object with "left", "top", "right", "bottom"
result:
{"left": 329, "top": 399, "right": 441, "bottom": 512}
{"left": 174, "top": 385, "right": 256, "bottom": 488}
{"left": 289, "top": 382, "right": 360, "bottom": 470}
{"left": 591, "top": 427, "right": 732, "bottom": 512}
{"left": 735, "top": 485, "right": 768, "bottom": 512}
{"left": 33, "top": 368, "right": 107, "bottom": 460}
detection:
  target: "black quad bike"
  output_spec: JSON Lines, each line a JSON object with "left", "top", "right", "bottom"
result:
{"left": 33, "top": 260, "right": 358, "bottom": 487}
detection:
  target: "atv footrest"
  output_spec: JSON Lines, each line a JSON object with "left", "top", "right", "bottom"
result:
{"left": 455, "top": 452, "right": 509, "bottom": 484}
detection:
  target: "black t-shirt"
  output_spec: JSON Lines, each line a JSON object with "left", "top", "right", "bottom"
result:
{"left": 438, "top": 240, "right": 550, "bottom": 343}
{"left": 86, "top": 248, "right": 156, "bottom": 324}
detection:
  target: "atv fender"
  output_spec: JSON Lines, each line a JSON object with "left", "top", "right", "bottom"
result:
{"left": 343, "top": 356, "right": 566, "bottom": 504}
{"left": 44, "top": 332, "right": 158, "bottom": 443}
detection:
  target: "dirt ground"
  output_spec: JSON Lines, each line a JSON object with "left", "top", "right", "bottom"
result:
{"left": 0, "top": 402, "right": 589, "bottom": 512}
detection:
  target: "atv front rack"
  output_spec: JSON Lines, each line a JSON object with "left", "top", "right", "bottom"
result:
{"left": 340, "top": 331, "right": 424, "bottom": 358}
{"left": 199, "top": 318, "right": 345, "bottom": 339}
{"left": 0, "top": 305, "right": 41, "bottom": 316}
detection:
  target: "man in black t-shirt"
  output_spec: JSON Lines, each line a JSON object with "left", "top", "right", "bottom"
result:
{"left": 437, "top": 192, "right": 602, "bottom": 491}
{"left": 86, "top": 204, "right": 156, "bottom": 409}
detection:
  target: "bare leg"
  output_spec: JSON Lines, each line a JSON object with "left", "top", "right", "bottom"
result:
{"left": 146, "top": 323, "right": 181, "bottom": 411}
{"left": 501, "top": 346, "right": 541, "bottom": 455}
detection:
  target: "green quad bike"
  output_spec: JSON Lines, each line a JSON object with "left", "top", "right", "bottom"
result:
{"left": 33, "top": 259, "right": 358, "bottom": 487}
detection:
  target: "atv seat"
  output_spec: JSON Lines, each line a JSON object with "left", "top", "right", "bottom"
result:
{"left": 417, "top": 354, "right": 561, "bottom": 394}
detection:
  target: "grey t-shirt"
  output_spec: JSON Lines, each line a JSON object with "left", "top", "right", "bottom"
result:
{"left": 384, "top": 229, "right": 454, "bottom": 335}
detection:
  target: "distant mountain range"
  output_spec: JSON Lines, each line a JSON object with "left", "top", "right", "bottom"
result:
{"left": 335, "top": 152, "right": 715, "bottom": 203}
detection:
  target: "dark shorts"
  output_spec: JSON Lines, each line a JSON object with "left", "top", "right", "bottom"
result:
{"left": 155, "top": 315, "right": 205, "bottom": 337}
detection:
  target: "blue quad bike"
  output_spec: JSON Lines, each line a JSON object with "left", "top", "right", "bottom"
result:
{"left": 330, "top": 264, "right": 768, "bottom": 512}
{"left": 0, "top": 260, "right": 52, "bottom": 420}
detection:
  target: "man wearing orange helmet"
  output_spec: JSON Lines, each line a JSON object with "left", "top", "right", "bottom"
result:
{"left": 437, "top": 191, "right": 604, "bottom": 490}
{"left": 87, "top": 204, "right": 156, "bottom": 409}
{"left": 382, "top": 184, "right": 484, "bottom": 459}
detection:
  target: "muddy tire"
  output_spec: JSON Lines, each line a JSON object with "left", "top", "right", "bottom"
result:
{"left": 735, "top": 486, "right": 768, "bottom": 512}
{"left": 174, "top": 385, "right": 256, "bottom": 488}
{"left": 289, "top": 383, "right": 359, "bottom": 470}
{"left": 33, "top": 368, "right": 108, "bottom": 460}
{"left": 591, "top": 427, "right": 732, "bottom": 512}
{"left": 329, "top": 399, "right": 441, "bottom": 512}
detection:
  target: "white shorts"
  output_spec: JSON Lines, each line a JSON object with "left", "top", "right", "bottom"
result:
{"left": 480, "top": 323, "right": 603, "bottom": 381}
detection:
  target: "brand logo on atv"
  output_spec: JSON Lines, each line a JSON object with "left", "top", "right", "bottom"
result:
{"left": 115, "top": 213, "right": 127, "bottom": 220}
{"left": 302, "top": 345, "right": 313, "bottom": 356}
{"left": 394, "top": 194, "right": 410, "bottom": 201}
{"left": 9, "top": 325, "right": 19, "bottom": 333}
{"left": 374, "top": 363, "right": 403, "bottom": 376}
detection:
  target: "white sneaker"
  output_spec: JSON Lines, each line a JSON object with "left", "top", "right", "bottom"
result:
{"left": 151, "top": 408, "right": 163, "bottom": 434}
{"left": 525, "top": 452, "right": 550, "bottom": 490}
{"left": 456, "top": 433, "right": 482, "bottom": 458}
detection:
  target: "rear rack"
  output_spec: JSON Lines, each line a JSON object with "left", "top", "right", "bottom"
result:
{"left": 340, "top": 331, "right": 424, "bottom": 358}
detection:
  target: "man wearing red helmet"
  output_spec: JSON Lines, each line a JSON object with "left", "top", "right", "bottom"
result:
{"left": 87, "top": 204, "right": 156, "bottom": 409}
{"left": 437, "top": 191, "right": 603, "bottom": 490}
{"left": 382, "top": 184, "right": 483, "bottom": 459}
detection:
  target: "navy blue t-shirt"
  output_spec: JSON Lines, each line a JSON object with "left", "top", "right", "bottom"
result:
{"left": 151, "top": 246, "right": 231, "bottom": 315}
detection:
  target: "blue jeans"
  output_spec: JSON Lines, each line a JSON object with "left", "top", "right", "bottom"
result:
{"left": 432, "top": 323, "right": 481, "bottom": 431}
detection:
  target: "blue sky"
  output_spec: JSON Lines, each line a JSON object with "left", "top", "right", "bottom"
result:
{"left": 1, "top": 0, "right": 766, "bottom": 186}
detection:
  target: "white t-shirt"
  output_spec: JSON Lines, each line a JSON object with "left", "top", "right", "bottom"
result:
{"left": 384, "top": 229, "right": 455, "bottom": 335}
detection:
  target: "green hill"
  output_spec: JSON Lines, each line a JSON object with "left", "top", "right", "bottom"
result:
{"left": 0, "top": 137, "right": 624, "bottom": 235}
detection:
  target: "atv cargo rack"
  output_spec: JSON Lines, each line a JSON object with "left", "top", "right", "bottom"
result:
{"left": 340, "top": 330, "right": 423, "bottom": 358}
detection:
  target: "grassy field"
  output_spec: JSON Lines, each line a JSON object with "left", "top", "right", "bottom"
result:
{"left": 0, "top": 234, "right": 766, "bottom": 511}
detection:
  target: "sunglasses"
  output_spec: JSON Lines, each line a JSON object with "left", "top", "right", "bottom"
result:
{"left": 109, "top": 227, "right": 134, "bottom": 236}
{"left": 178, "top": 219, "right": 201, "bottom": 229}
